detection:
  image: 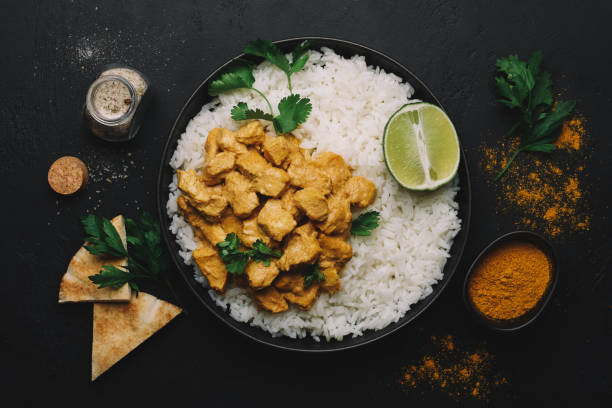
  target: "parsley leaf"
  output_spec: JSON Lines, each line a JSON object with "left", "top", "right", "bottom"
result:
{"left": 216, "top": 234, "right": 281, "bottom": 273}
{"left": 244, "top": 39, "right": 291, "bottom": 72}
{"left": 244, "top": 39, "right": 312, "bottom": 92}
{"left": 89, "top": 265, "right": 137, "bottom": 290}
{"left": 493, "top": 51, "right": 576, "bottom": 179}
{"left": 84, "top": 213, "right": 180, "bottom": 304}
{"left": 208, "top": 60, "right": 255, "bottom": 96}
{"left": 350, "top": 210, "right": 381, "bottom": 236}
{"left": 81, "top": 214, "right": 128, "bottom": 258}
{"left": 124, "top": 212, "right": 169, "bottom": 277}
{"left": 302, "top": 263, "right": 324, "bottom": 287}
{"left": 273, "top": 94, "right": 312, "bottom": 134}
{"left": 231, "top": 102, "right": 274, "bottom": 121}
{"left": 290, "top": 40, "right": 313, "bottom": 74}
{"left": 216, "top": 233, "right": 250, "bottom": 275}
{"left": 248, "top": 239, "right": 281, "bottom": 266}
{"left": 232, "top": 94, "right": 311, "bottom": 134}
{"left": 207, "top": 60, "right": 273, "bottom": 114}
{"left": 528, "top": 100, "right": 576, "bottom": 143}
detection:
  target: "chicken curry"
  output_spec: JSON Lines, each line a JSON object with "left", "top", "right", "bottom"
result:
{"left": 176, "top": 121, "right": 377, "bottom": 313}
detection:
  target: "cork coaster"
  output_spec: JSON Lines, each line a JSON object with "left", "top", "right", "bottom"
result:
{"left": 48, "top": 156, "right": 89, "bottom": 195}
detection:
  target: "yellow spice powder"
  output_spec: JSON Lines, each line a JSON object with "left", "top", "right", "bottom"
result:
{"left": 399, "top": 335, "right": 507, "bottom": 400}
{"left": 479, "top": 115, "right": 590, "bottom": 237}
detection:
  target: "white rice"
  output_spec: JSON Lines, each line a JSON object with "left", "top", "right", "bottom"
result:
{"left": 167, "top": 48, "right": 461, "bottom": 341}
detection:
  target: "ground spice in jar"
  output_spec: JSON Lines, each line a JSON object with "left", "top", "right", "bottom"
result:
{"left": 479, "top": 115, "right": 590, "bottom": 238}
{"left": 468, "top": 241, "right": 551, "bottom": 320}
{"left": 92, "top": 79, "right": 133, "bottom": 120}
{"left": 84, "top": 64, "right": 151, "bottom": 142}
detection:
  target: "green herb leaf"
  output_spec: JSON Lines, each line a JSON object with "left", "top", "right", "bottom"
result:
{"left": 302, "top": 263, "right": 324, "bottom": 287}
{"left": 88, "top": 265, "right": 135, "bottom": 290}
{"left": 523, "top": 143, "right": 558, "bottom": 153}
{"left": 244, "top": 39, "right": 311, "bottom": 92}
{"left": 273, "top": 94, "right": 312, "bottom": 134}
{"left": 248, "top": 239, "right": 281, "bottom": 266}
{"left": 289, "top": 40, "right": 312, "bottom": 74}
{"left": 216, "top": 233, "right": 250, "bottom": 275}
{"left": 232, "top": 95, "right": 312, "bottom": 134}
{"left": 81, "top": 214, "right": 128, "bottom": 258}
{"left": 493, "top": 51, "right": 576, "bottom": 180}
{"left": 226, "top": 253, "right": 250, "bottom": 275}
{"left": 231, "top": 102, "right": 274, "bottom": 121}
{"left": 217, "top": 234, "right": 282, "bottom": 273}
{"left": 527, "top": 50, "right": 543, "bottom": 78}
{"left": 208, "top": 60, "right": 255, "bottom": 96}
{"left": 496, "top": 54, "right": 534, "bottom": 104}
{"left": 124, "top": 212, "right": 169, "bottom": 277}
{"left": 244, "top": 39, "right": 291, "bottom": 73}
{"left": 494, "top": 76, "right": 523, "bottom": 110}
{"left": 85, "top": 212, "right": 180, "bottom": 305}
{"left": 529, "top": 100, "right": 576, "bottom": 143}
{"left": 350, "top": 210, "right": 381, "bottom": 236}
{"left": 530, "top": 71, "right": 553, "bottom": 110}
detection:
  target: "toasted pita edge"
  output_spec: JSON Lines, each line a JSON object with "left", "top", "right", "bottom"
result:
{"left": 91, "top": 292, "right": 182, "bottom": 381}
{"left": 58, "top": 215, "right": 131, "bottom": 303}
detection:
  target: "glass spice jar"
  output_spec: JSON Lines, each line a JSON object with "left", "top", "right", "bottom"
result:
{"left": 84, "top": 64, "right": 151, "bottom": 142}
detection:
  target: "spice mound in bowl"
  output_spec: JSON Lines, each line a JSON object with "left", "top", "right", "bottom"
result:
{"left": 463, "top": 231, "right": 557, "bottom": 331}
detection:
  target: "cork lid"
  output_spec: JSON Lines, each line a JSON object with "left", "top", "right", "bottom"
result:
{"left": 48, "top": 156, "right": 89, "bottom": 195}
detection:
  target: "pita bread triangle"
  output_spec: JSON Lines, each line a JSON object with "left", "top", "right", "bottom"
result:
{"left": 58, "top": 215, "right": 131, "bottom": 303}
{"left": 91, "top": 292, "right": 182, "bottom": 381}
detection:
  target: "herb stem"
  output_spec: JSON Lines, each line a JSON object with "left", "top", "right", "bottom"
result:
{"left": 287, "top": 75, "right": 293, "bottom": 93}
{"left": 494, "top": 147, "right": 525, "bottom": 180}
{"left": 251, "top": 87, "right": 274, "bottom": 115}
{"left": 503, "top": 121, "right": 522, "bottom": 139}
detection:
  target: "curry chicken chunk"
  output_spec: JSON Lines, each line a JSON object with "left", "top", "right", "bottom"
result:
{"left": 293, "top": 187, "right": 328, "bottom": 222}
{"left": 277, "top": 223, "right": 321, "bottom": 271}
{"left": 175, "top": 121, "right": 378, "bottom": 314}
{"left": 193, "top": 241, "right": 227, "bottom": 292}
{"left": 224, "top": 171, "right": 259, "bottom": 218}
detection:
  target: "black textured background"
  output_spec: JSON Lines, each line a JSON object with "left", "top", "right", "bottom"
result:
{"left": 1, "top": 1, "right": 610, "bottom": 407}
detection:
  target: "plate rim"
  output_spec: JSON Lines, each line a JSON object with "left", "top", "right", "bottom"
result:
{"left": 156, "top": 36, "right": 472, "bottom": 352}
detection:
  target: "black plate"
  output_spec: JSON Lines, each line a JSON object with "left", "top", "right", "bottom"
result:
{"left": 156, "top": 37, "right": 472, "bottom": 352}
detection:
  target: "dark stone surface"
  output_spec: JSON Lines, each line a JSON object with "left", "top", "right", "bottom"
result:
{"left": 1, "top": 0, "right": 610, "bottom": 406}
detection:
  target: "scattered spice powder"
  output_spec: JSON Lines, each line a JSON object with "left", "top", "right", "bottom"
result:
{"left": 399, "top": 335, "right": 507, "bottom": 400}
{"left": 468, "top": 241, "right": 551, "bottom": 320}
{"left": 555, "top": 117, "right": 584, "bottom": 151}
{"left": 479, "top": 115, "right": 590, "bottom": 237}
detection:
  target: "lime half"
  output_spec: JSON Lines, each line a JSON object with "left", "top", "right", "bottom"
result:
{"left": 383, "top": 102, "right": 460, "bottom": 191}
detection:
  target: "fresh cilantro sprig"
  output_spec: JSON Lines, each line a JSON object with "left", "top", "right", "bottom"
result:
{"left": 83, "top": 213, "right": 180, "bottom": 304}
{"left": 249, "top": 239, "right": 281, "bottom": 266}
{"left": 209, "top": 39, "right": 313, "bottom": 134}
{"left": 81, "top": 214, "right": 128, "bottom": 258}
{"left": 216, "top": 232, "right": 249, "bottom": 275}
{"left": 493, "top": 50, "right": 576, "bottom": 179}
{"left": 231, "top": 94, "right": 312, "bottom": 134}
{"left": 350, "top": 210, "right": 380, "bottom": 236}
{"left": 244, "top": 39, "right": 312, "bottom": 93}
{"left": 88, "top": 265, "right": 141, "bottom": 292}
{"left": 216, "top": 233, "right": 281, "bottom": 275}
{"left": 302, "top": 263, "right": 324, "bottom": 287}
{"left": 208, "top": 60, "right": 273, "bottom": 114}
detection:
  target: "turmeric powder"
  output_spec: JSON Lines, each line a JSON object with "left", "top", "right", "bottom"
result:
{"left": 468, "top": 241, "right": 551, "bottom": 320}
{"left": 479, "top": 115, "right": 590, "bottom": 237}
{"left": 555, "top": 117, "right": 584, "bottom": 150}
{"left": 400, "top": 335, "right": 508, "bottom": 400}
